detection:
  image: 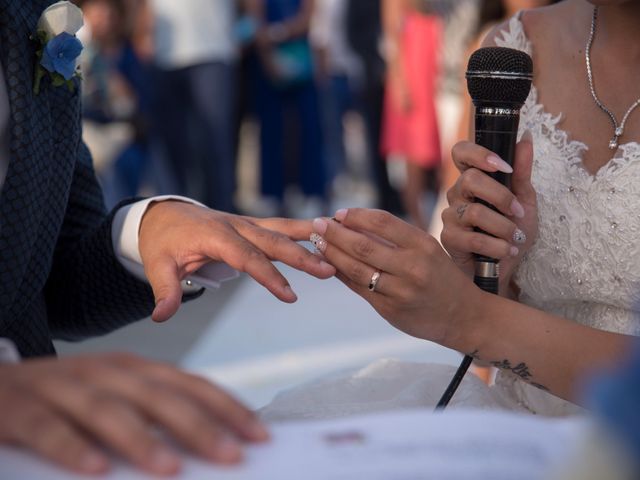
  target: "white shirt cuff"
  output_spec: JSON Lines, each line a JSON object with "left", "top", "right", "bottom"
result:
{"left": 0, "top": 339, "right": 20, "bottom": 363}
{"left": 111, "top": 196, "right": 239, "bottom": 292}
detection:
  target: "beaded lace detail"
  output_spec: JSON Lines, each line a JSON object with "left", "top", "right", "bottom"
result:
{"left": 493, "top": 16, "right": 640, "bottom": 415}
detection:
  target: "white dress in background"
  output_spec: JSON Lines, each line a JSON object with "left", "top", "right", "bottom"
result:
{"left": 260, "top": 16, "right": 640, "bottom": 422}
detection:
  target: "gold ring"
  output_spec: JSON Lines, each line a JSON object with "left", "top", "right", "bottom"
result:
{"left": 368, "top": 271, "right": 381, "bottom": 292}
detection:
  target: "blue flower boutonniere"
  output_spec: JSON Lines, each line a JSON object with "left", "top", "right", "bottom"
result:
{"left": 32, "top": 1, "right": 84, "bottom": 94}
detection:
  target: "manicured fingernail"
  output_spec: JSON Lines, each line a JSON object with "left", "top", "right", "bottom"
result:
{"left": 312, "top": 217, "right": 328, "bottom": 235}
{"left": 283, "top": 285, "right": 298, "bottom": 302}
{"left": 334, "top": 209, "right": 348, "bottom": 222}
{"left": 521, "top": 129, "right": 533, "bottom": 143}
{"left": 310, "top": 233, "right": 327, "bottom": 253}
{"left": 81, "top": 451, "right": 109, "bottom": 473}
{"left": 511, "top": 198, "right": 525, "bottom": 218}
{"left": 510, "top": 246, "right": 520, "bottom": 257}
{"left": 486, "top": 154, "right": 513, "bottom": 173}
{"left": 150, "top": 447, "right": 180, "bottom": 473}
{"left": 513, "top": 228, "right": 526, "bottom": 244}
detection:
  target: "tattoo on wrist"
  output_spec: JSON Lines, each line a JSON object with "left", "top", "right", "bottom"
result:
{"left": 467, "top": 350, "right": 549, "bottom": 392}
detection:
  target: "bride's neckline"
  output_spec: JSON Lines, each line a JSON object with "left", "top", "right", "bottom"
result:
{"left": 498, "top": 15, "right": 640, "bottom": 182}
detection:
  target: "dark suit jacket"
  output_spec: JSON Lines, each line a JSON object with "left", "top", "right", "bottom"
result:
{"left": 0, "top": 0, "right": 156, "bottom": 357}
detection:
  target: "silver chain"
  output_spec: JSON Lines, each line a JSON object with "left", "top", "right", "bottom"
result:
{"left": 586, "top": 6, "right": 640, "bottom": 150}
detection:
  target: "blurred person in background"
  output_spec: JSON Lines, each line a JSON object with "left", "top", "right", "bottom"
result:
{"left": 76, "top": 0, "right": 147, "bottom": 207}
{"left": 346, "top": 0, "right": 404, "bottom": 216}
{"left": 381, "top": 0, "right": 443, "bottom": 231}
{"left": 149, "top": 0, "right": 238, "bottom": 212}
{"left": 246, "top": 0, "right": 327, "bottom": 218}
{"left": 311, "top": 0, "right": 361, "bottom": 193}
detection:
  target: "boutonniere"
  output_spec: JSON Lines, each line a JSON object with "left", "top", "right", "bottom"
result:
{"left": 32, "top": 1, "right": 84, "bottom": 95}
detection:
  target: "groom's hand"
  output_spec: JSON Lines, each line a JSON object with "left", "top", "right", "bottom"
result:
{"left": 139, "top": 201, "right": 336, "bottom": 322}
{"left": 0, "top": 354, "right": 269, "bottom": 476}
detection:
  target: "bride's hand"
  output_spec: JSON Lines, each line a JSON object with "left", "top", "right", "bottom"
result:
{"left": 310, "top": 210, "right": 481, "bottom": 345}
{"left": 441, "top": 132, "right": 537, "bottom": 290}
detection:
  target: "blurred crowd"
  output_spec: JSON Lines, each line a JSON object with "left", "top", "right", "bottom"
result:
{"left": 73, "top": 0, "right": 548, "bottom": 227}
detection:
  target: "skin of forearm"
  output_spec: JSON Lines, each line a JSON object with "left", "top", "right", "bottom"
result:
{"left": 444, "top": 291, "right": 633, "bottom": 405}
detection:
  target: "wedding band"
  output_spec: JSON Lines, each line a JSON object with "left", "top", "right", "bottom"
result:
{"left": 368, "top": 271, "right": 381, "bottom": 292}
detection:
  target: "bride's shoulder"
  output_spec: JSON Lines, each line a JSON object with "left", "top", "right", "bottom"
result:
{"left": 481, "top": 1, "right": 575, "bottom": 54}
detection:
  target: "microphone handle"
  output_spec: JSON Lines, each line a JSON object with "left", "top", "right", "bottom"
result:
{"left": 435, "top": 108, "right": 520, "bottom": 411}
{"left": 473, "top": 108, "right": 520, "bottom": 294}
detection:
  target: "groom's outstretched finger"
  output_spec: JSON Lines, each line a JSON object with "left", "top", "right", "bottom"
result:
{"left": 251, "top": 217, "right": 315, "bottom": 242}
{"left": 209, "top": 232, "right": 298, "bottom": 303}
{"left": 234, "top": 222, "right": 336, "bottom": 279}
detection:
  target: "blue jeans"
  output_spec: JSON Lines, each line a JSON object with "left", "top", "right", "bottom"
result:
{"left": 254, "top": 65, "right": 326, "bottom": 201}
{"left": 153, "top": 62, "right": 237, "bottom": 211}
{"left": 320, "top": 74, "right": 355, "bottom": 183}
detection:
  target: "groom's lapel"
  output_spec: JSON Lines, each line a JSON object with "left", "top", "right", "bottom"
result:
{"left": 0, "top": 0, "right": 53, "bottom": 313}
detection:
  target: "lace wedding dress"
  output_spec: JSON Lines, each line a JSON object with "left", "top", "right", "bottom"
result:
{"left": 261, "top": 16, "right": 640, "bottom": 421}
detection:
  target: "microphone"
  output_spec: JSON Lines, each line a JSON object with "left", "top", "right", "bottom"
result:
{"left": 435, "top": 47, "right": 533, "bottom": 410}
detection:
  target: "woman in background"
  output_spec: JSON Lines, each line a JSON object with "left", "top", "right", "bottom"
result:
{"left": 246, "top": 0, "right": 327, "bottom": 217}
{"left": 381, "top": 0, "right": 443, "bottom": 230}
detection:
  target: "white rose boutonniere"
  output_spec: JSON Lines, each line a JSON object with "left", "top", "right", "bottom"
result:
{"left": 32, "top": 1, "right": 85, "bottom": 94}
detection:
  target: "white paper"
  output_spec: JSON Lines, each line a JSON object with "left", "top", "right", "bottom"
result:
{"left": 0, "top": 408, "right": 587, "bottom": 480}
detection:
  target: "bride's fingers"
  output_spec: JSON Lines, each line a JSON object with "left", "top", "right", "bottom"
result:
{"left": 332, "top": 208, "right": 418, "bottom": 248}
{"left": 451, "top": 141, "right": 513, "bottom": 174}
{"left": 442, "top": 202, "right": 524, "bottom": 246}
{"left": 312, "top": 217, "right": 403, "bottom": 275}
{"left": 441, "top": 228, "right": 518, "bottom": 261}
{"left": 311, "top": 235, "right": 404, "bottom": 298}
{"left": 450, "top": 167, "right": 525, "bottom": 219}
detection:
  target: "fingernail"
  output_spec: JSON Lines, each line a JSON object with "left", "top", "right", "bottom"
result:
{"left": 152, "top": 299, "right": 167, "bottom": 322}
{"left": 312, "top": 217, "right": 328, "bottom": 235}
{"left": 334, "top": 209, "right": 348, "bottom": 222}
{"left": 215, "top": 436, "right": 243, "bottom": 462}
{"left": 521, "top": 129, "right": 533, "bottom": 143}
{"left": 510, "top": 246, "right": 520, "bottom": 257}
{"left": 310, "top": 233, "right": 327, "bottom": 253}
{"left": 320, "top": 260, "right": 334, "bottom": 271}
{"left": 486, "top": 154, "right": 513, "bottom": 173}
{"left": 283, "top": 285, "right": 298, "bottom": 302}
{"left": 511, "top": 198, "right": 525, "bottom": 218}
{"left": 247, "top": 421, "right": 270, "bottom": 441}
{"left": 81, "top": 451, "right": 109, "bottom": 473}
{"left": 512, "top": 228, "right": 527, "bottom": 245}
{"left": 150, "top": 447, "right": 180, "bottom": 473}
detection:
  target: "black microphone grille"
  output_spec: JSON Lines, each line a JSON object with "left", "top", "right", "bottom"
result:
{"left": 466, "top": 47, "right": 533, "bottom": 108}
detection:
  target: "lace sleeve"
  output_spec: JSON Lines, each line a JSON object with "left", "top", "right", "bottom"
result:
{"left": 493, "top": 14, "right": 533, "bottom": 56}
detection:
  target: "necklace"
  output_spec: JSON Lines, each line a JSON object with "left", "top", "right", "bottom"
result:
{"left": 586, "top": 6, "right": 640, "bottom": 150}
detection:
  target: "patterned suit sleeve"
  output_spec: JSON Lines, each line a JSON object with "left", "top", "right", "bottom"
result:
{"left": 44, "top": 141, "right": 159, "bottom": 340}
